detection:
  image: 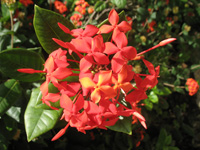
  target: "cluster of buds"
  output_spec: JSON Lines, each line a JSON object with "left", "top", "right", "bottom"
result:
{"left": 2, "top": 0, "right": 16, "bottom": 6}
{"left": 142, "top": 20, "right": 157, "bottom": 33}
{"left": 70, "top": 13, "right": 83, "bottom": 27}
{"left": 75, "top": 0, "right": 89, "bottom": 15}
{"left": 70, "top": 0, "right": 94, "bottom": 27}
{"left": 18, "top": 9, "right": 176, "bottom": 141}
{"left": 54, "top": 0, "right": 68, "bottom": 14}
{"left": 186, "top": 78, "right": 199, "bottom": 96}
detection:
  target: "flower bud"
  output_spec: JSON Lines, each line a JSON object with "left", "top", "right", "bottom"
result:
{"left": 159, "top": 38, "right": 176, "bottom": 46}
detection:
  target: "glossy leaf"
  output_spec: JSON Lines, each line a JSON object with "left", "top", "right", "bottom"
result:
{"left": 149, "top": 91, "right": 159, "bottom": 103}
{"left": 0, "top": 49, "right": 44, "bottom": 82}
{"left": 153, "top": 85, "right": 172, "bottom": 96}
{"left": 111, "top": 0, "right": 127, "bottom": 9}
{"left": 1, "top": 4, "right": 10, "bottom": 22}
{"left": 108, "top": 116, "right": 132, "bottom": 135}
{"left": 25, "top": 88, "right": 62, "bottom": 142}
{"left": 6, "top": 106, "right": 21, "bottom": 122}
{"left": 94, "top": 1, "right": 107, "bottom": 12}
{"left": 0, "top": 79, "right": 21, "bottom": 116}
{"left": 34, "top": 5, "right": 75, "bottom": 54}
{"left": 144, "top": 99, "right": 153, "bottom": 110}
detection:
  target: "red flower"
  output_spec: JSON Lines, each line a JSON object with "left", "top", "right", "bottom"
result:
{"left": 147, "top": 20, "right": 156, "bottom": 32}
{"left": 54, "top": 0, "right": 67, "bottom": 14}
{"left": 186, "top": 78, "right": 199, "bottom": 96}
{"left": 17, "top": 8, "right": 177, "bottom": 141}
{"left": 19, "top": 0, "right": 33, "bottom": 7}
{"left": 98, "top": 9, "right": 132, "bottom": 41}
{"left": 80, "top": 70, "right": 116, "bottom": 103}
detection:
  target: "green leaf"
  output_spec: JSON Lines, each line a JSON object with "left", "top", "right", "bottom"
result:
{"left": 155, "top": 128, "right": 168, "bottom": 150}
{"left": 190, "top": 64, "right": 200, "bottom": 72}
{"left": 107, "top": 116, "right": 132, "bottom": 135}
{"left": 153, "top": 85, "right": 172, "bottom": 96}
{"left": 159, "top": 99, "right": 169, "bottom": 110}
{"left": 111, "top": 0, "right": 127, "bottom": 9}
{"left": 0, "top": 34, "right": 10, "bottom": 51}
{"left": 144, "top": 99, "right": 153, "bottom": 110}
{"left": 182, "top": 123, "right": 194, "bottom": 137}
{"left": 165, "top": 146, "right": 180, "bottom": 150}
{"left": 151, "top": 12, "right": 157, "bottom": 19}
{"left": 6, "top": 106, "right": 21, "bottom": 122}
{"left": 24, "top": 88, "right": 62, "bottom": 141}
{"left": 34, "top": 5, "right": 75, "bottom": 54}
{"left": 149, "top": 91, "right": 159, "bottom": 103}
{"left": 0, "top": 115, "right": 17, "bottom": 140}
{"left": 0, "top": 79, "right": 21, "bottom": 116}
{"left": 165, "top": 135, "right": 172, "bottom": 145}
{"left": 0, "top": 49, "right": 44, "bottom": 82}
{"left": 94, "top": 1, "right": 107, "bottom": 12}
{"left": 1, "top": 4, "right": 10, "bottom": 21}
{"left": 137, "top": 7, "right": 149, "bottom": 21}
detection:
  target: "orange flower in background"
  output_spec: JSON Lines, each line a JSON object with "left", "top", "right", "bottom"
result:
{"left": 54, "top": 0, "right": 67, "bottom": 14}
{"left": 70, "top": 13, "right": 83, "bottom": 27}
{"left": 126, "top": 16, "right": 133, "bottom": 26}
{"left": 19, "top": 0, "right": 33, "bottom": 7}
{"left": 88, "top": 7, "right": 94, "bottom": 14}
{"left": 147, "top": 20, "right": 156, "bottom": 32}
{"left": 186, "top": 78, "right": 199, "bottom": 96}
{"left": 75, "top": 0, "right": 90, "bottom": 15}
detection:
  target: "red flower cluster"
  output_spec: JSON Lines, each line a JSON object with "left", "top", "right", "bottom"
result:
{"left": 70, "top": 0, "right": 93, "bottom": 26}
{"left": 54, "top": 0, "right": 67, "bottom": 14}
{"left": 75, "top": 0, "right": 90, "bottom": 15}
{"left": 70, "top": 13, "right": 83, "bottom": 27}
{"left": 18, "top": 9, "right": 176, "bottom": 141}
{"left": 19, "top": 0, "right": 33, "bottom": 7}
{"left": 186, "top": 78, "right": 199, "bottom": 96}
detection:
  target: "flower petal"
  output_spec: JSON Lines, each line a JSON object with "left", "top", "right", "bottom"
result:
{"left": 52, "top": 67, "right": 72, "bottom": 79}
{"left": 98, "top": 25, "right": 114, "bottom": 34}
{"left": 104, "top": 42, "right": 119, "bottom": 55}
{"left": 121, "top": 46, "right": 137, "bottom": 60}
{"left": 108, "top": 9, "right": 119, "bottom": 26}
{"left": 93, "top": 52, "right": 110, "bottom": 65}
{"left": 71, "top": 38, "right": 91, "bottom": 53}
{"left": 142, "top": 59, "right": 155, "bottom": 75}
{"left": 83, "top": 25, "right": 99, "bottom": 37}
{"left": 44, "top": 56, "right": 55, "bottom": 73}
{"left": 60, "top": 93, "right": 73, "bottom": 110}
{"left": 113, "top": 32, "right": 128, "bottom": 48}
{"left": 79, "top": 77, "right": 96, "bottom": 89}
{"left": 98, "top": 70, "right": 112, "bottom": 85}
{"left": 52, "top": 38, "right": 75, "bottom": 50}
{"left": 80, "top": 55, "right": 93, "bottom": 72}
{"left": 58, "top": 22, "right": 72, "bottom": 34}
{"left": 117, "top": 21, "right": 132, "bottom": 32}
{"left": 111, "top": 52, "right": 125, "bottom": 73}
{"left": 91, "top": 89, "right": 101, "bottom": 103}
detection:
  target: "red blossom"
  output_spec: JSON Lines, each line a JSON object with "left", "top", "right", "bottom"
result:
{"left": 98, "top": 9, "right": 132, "bottom": 41}
{"left": 186, "top": 78, "right": 199, "bottom": 96}
{"left": 19, "top": 0, "right": 33, "bottom": 7}
{"left": 54, "top": 0, "right": 67, "bottom": 14}
{"left": 17, "top": 8, "right": 177, "bottom": 141}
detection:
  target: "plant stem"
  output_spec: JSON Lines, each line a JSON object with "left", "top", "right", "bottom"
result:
{"left": 9, "top": 10, "right": 14, "bottom": 48}
{"left": 163, "top": 82, "right": 185, "bottom": 89}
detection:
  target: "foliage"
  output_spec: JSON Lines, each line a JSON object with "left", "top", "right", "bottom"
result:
{"left": 0, "top": 0, "right": 200, "bottom": 150}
